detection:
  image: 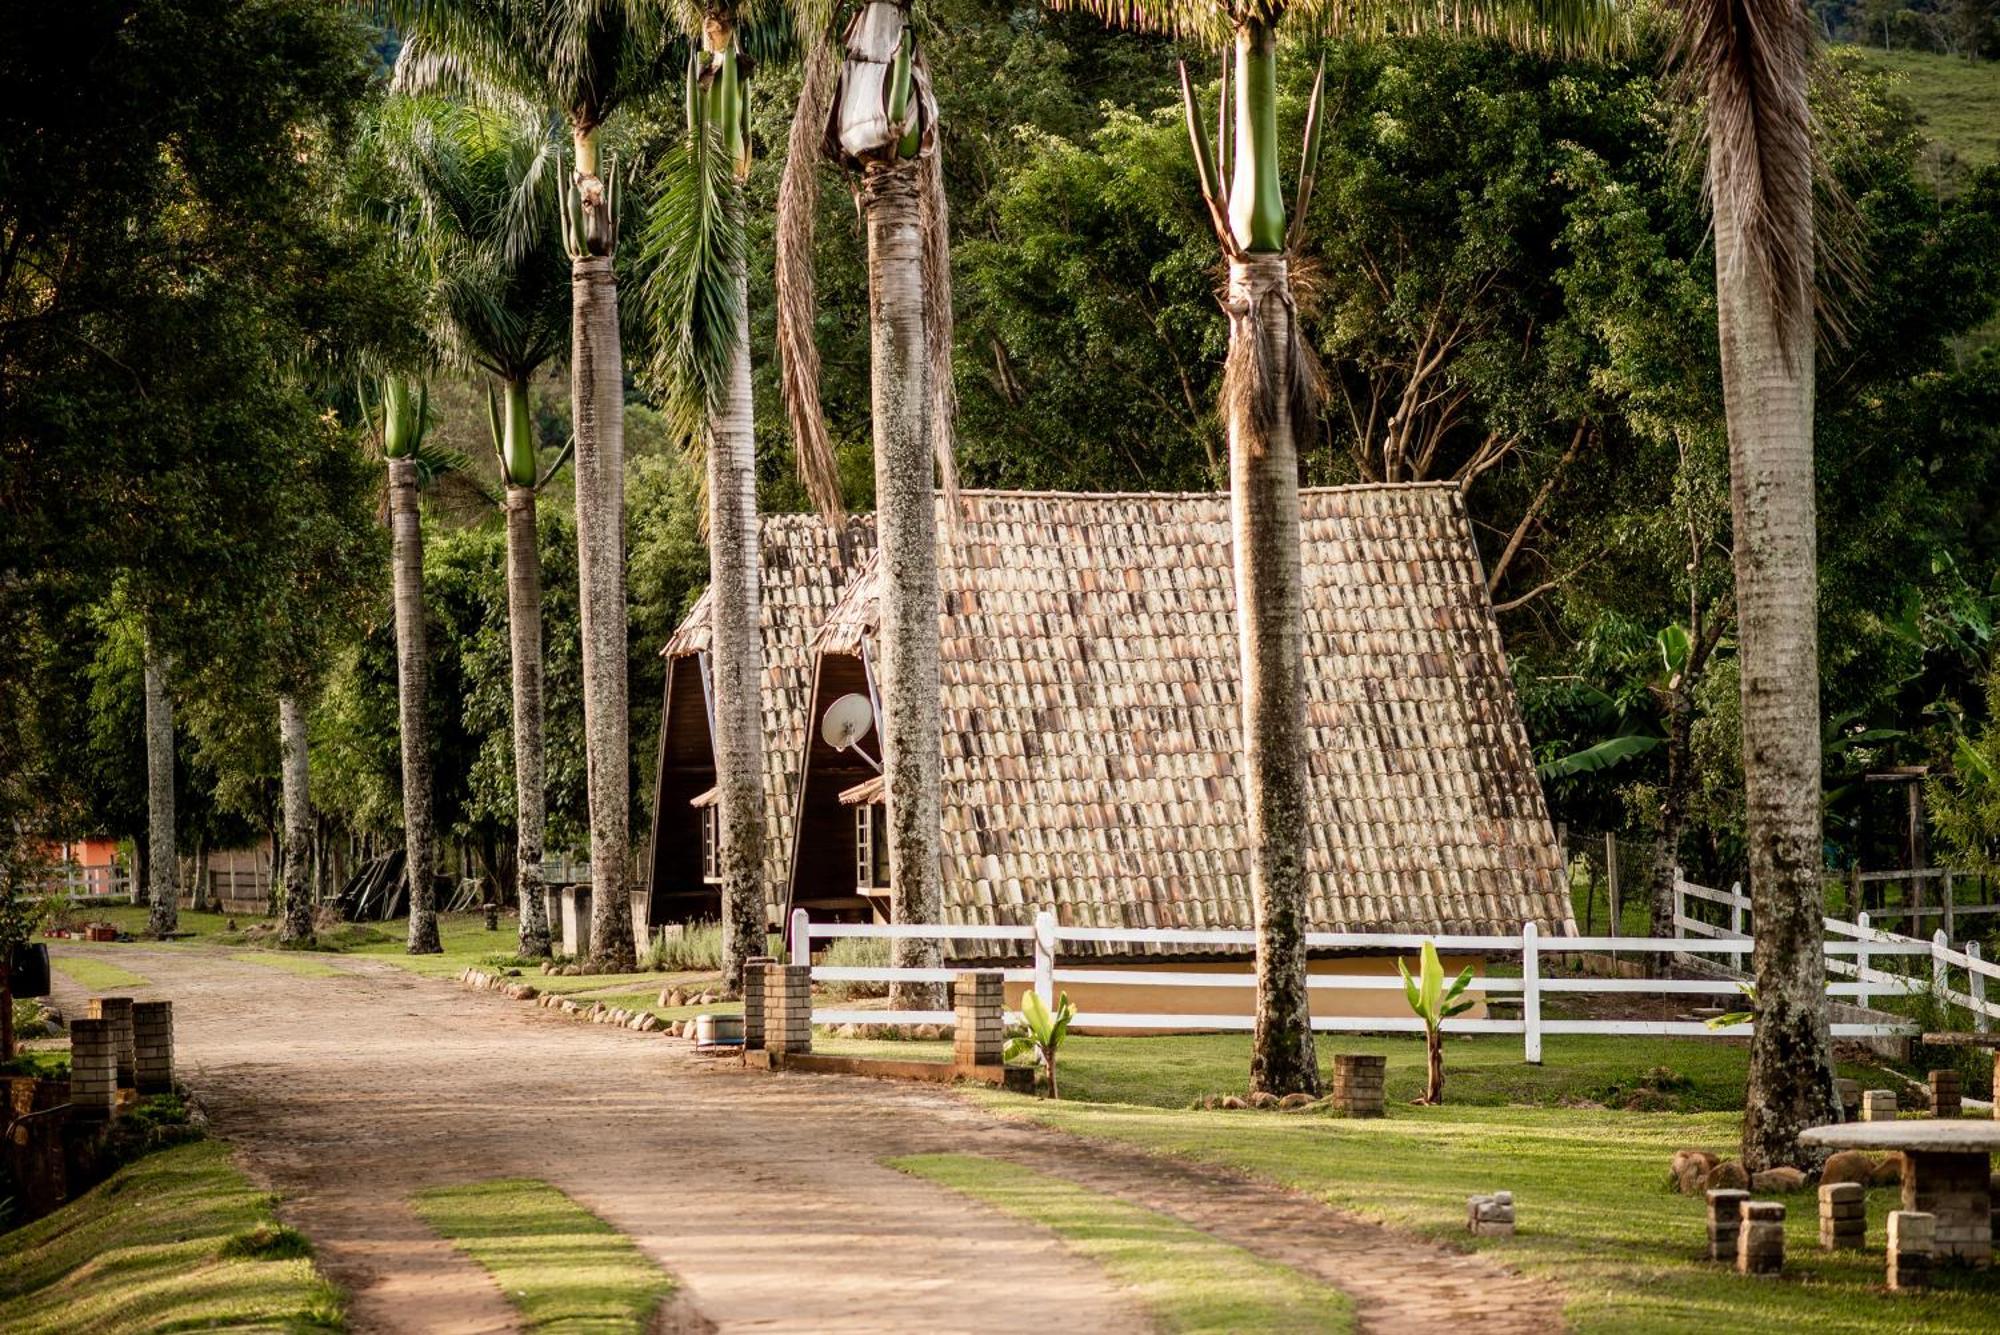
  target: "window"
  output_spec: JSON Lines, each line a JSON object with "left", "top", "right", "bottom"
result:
{"left": 855, "top": 804, "right": 890, "bottom": 892}
{"left": 701, "top": 805, "right": 720, "bottom": 883}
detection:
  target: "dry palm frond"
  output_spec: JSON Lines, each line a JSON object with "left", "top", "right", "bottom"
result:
{"left": 1668, "top": 0, "right": 1817, "bottom": 345}
{"left": 1221, "top": 259, "right": 1325, "bottom": 460}
{"left": 915, "top": 53, "right": 959, "bottom": 522}
{"left": 776, "top": 34, "right": 846, "bottom": 522}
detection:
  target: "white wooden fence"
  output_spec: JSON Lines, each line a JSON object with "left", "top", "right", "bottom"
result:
{"left": 1674, "top": 876, "right": 1996, "bottom": 1032}
{"left": 787, "top": 908, "right": 1923, "bottom": 1064}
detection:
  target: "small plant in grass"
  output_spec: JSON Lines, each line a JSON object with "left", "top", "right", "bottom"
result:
{"left": 1398, "top": 941, "right": 1474, "bottom": 1105}
{"left": 1006, "top": 990, "right": 1075, "bottom": 1100}
{"left": 1705, "top": 982, "right": 1756, "bottom": 1030}
{"left": 219, "top": 1223, "right": 314, "bottom": 1261}
{"left": 645, "top": 920, "right": 724, "bottom": 972}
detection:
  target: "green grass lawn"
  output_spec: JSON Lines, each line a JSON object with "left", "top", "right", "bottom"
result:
{"left": 410, "top": 1178, "right": 676, "bottom": 1332}
{"left": 961, "top": 1033, "right": 1999, "bottom": 1334}
{"left": 51, "top": 955, "right": 150, "bottom": 991}
{"left": 64, "top": 904, "right": 240, "bottom": 942}
{"left": 895, "top": 1153, "right": 1352, "bottom": 1333}
{"left": 0, "top": 1139, "right": 342, "bottom": 1333}
{"left": 1844, "top": 46, "right": 2000, "bottom": 168}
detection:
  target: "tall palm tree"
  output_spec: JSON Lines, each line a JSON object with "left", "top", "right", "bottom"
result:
{"left": 643, "top": 13, "right": 831, "bottom": 994}
{"left": 143, "top": 633, "right": 178, "bottom": 937}
{"left": 394, "top": 0, "right": 672, "bottom": 970}
{"left": 377, "top": 95, "right": 572, "bottom": 958}
{"left": 368, "top": 375, "right": 444, "bottom": 954}
{"left": 779, "top": 0, "right": 957, "bottom": 1010}
{"left": 1035, "top": 0, "right": 1622, "bottom": 1094}
{"left": 1670, "top": 0, "right": 1837, "bottom": 1169}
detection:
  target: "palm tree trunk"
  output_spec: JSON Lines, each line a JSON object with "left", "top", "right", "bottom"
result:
{"left": 505, "top": 482, "right": 551, "bottom": 958}
{"left": 389, "top": 454, "right": 440, "bottom": 954}
{"left": 712, "top": 248, "right": 767, "bottom": 994}
{"left": 864, "top": 158, "right": 945, "bottom": 1011}
{"left": 572, "top": 244, "right": 634, "bottom": 971}
{"left": 143, "top": 637, "right": 178, "bottom": 937}
{"left": 1713, "top": 132, "right": 1837, "bottom": 1169}
{"left": 278, "top": 692, "right": 313, "bottom": 944}
{"left": 1226, "top": 249, "right": 1320, "bottom": 1097}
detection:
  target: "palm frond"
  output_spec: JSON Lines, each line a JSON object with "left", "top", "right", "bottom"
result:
{"left": 1051, "top": 0, "right": 1629, "bottom": 54}
{"left": 776, "top": 32, "right": 845, "bottom": 522}
{"left": 1669, "top": 0, "right": 1816, "bottom": 343}
{"left": 638, "top": 114, "right": 747, "bottom": 457}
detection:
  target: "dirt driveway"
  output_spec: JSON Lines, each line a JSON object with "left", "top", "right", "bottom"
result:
{"left": 48, "top": 947, "right": 1562, "bottom": 1334}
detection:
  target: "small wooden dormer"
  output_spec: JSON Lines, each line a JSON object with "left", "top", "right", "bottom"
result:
{"left": 839, "top": 776, "right": 890, "bottom": 899}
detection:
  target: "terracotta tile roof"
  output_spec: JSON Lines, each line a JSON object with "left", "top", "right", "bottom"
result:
{"left": 811, "top": 485, "right": 1570, "bottom": 936}
{"left": 667, "top": 514, "right": 875, "bottom": 899}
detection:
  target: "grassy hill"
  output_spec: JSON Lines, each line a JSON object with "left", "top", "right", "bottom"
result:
{"left": 1847, "top": 46, "right": 2000, "bottom": 170}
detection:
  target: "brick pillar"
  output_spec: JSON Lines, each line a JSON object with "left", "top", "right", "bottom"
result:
{"left": 764, "top": 964, "right": 812, "bottom": 1055}
{"left": 1819, "top": 1181, "right": 1865, "bottom": 1250}
{"left": 1833, "top": 1077, "right": 1860, "bottom": 1121}
{"left": 86, "top": 997, "right": 136, "bottom": 1088}
{"left": 1328, "top": 1054, "right": 1385, "bottom": 1117}
{"left": 1928, "top": 1069, "right": 1962, "bottom": 1119}
{"left": 1904, "top": 1150, "right": 1993, "bottom": 1263}
{"left": 1737, "top": 1200, "right": 1785, "bottom": 1275}
{"left": 1888, "top": 1210, "right": 1934, "bottom": 1290}
{"left": 68, "top": 1018, "right": 119, "bottom": 1120}
{"left": 1861, "top": 1089, "right": 1898, "bottom": 1121}
{"left": 742, "top": 957, "right": 773, "bottom": 1051}
{"left": 1706, "top": 1188, "right": 1749, "bottom": 1261}
{"left": 132, "top": 1000, "right": 175, "bottom": 1094}
{"left": 952, "top": 972, "right": 1004, "bottom": 1069}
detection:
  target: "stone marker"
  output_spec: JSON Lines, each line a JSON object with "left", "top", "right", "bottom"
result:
{"left": 1888, "top": 1210, "right": 1934, "bottom": 1291}
{"left": 1929, "top": 1069, "right": 1962, "bottom": 1120}
{"left": 1328, "top": 1054, "right": 1386, "bottom": 1117}
{"left": 132, "top": 1000, "right": 173, "bottom": 1094}
{"left": 85, "top": 997, "right": 136, "bottom": 1088}
{"left": 1862, "top": 1089, "right": 1899, "bottom": 1122}
{"left": 1819, "top": 1181, "right": 1865, "bottom": 1251}
{"left": 1737, "top": 1200, "right": 1786, "bottom": 1276}
{"left": 1706, "top": 1188, "right": 1750, "bottom": 1262}
{"left": 1467, "top": 1191, "right": 1515, "bottom": 1237}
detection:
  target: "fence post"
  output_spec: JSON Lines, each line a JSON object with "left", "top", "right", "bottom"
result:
{"left": 1942, "top": 871, "right": 1955, "bottom": 941}
{"left": 1968, "top": 941, "right": 1988, "bottom": 1034}
{"left": 1933, "top": 929, "right": 1949, "bottom": 1001}
{"left": 1673, "top": 869, "right": 1684, "bottom": 941}
{"left": 1856, "top": 912, "right": 1872, "bottom": 1011}
{"left": 1848, "top": 865, "right": 1861, "bottom": 922}
{"left": 1730, "top": 881, "right": 1745, "bottom": 939}
{"left": 1033, "top": 909, "right": 1056, "bottom": 1011}
{"left": 1605, "top": 832, "right": 1620, "bottom": 938}
{"left": 1522, "top": 921, "right": 1542, "bottom": 1065}
{"left": 789, "top": 908, "right": 810, "bottom": 967}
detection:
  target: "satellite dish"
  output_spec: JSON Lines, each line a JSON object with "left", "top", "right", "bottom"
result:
{"left": 821, "top": 694, "right": 876, "bottom": 751}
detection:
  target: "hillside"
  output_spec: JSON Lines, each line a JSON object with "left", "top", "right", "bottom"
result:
{"left": 1848, "top": 46, "right": 2000, "bottom": 169}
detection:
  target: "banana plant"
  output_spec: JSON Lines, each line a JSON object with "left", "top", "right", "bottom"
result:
{"left": 1398, "top": 940, "right": 1475, "bottom": 1105}
{"left": 1005, "top": 989, "right": 1077, "bottom": 1100}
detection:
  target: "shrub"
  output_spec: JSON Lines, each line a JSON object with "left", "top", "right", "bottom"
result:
{"left": 817, "top": 935, "right": 891, "bottom": 1000}
{"left": 219, "top": 1223, "right": 315, "bottom": 1261}
{"left": 11, "top": 996, "right": 54, "bottom": 1041}
{"left": 646, "top": 921, "right": 724, "bottom": 972}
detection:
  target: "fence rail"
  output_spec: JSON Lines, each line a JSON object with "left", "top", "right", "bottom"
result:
{"left": 788, "top": 908, "right": 1930, "bottom": 1062}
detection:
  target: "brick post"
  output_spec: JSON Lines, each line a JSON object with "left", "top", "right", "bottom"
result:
{"left": 68, "top": 1018, "right": 119, "bottom": 1120}
{"left": 1888, "top": 1210, "right": 1934, "bottom": 1290}
{"left": 1904, "top": 1150, "right": 1993, "bottom": 1263}
{"left": 1833, "top": 1077, "right": 1860, "bottom": 1121}
{"left": 1819, "top": 1181, "right": 1865, "bottom": 1250}
{"left": 1737, "top": 1200, "right": 1785, "bottom": 1275}
{"left": 86, "top": 997, "right": 136, "bottom": 1088}
{"left": 1328, "top": 1054, "right": 1385, "bottom": 1117}
{"left": 764, "top": 964, "right": 812, "bottom": 1055}
{"left": 952, "top": 972, "right": 1005, "bottom": 1069}
{"left": 742, "top": 956, "right": 773, "bottom": 1051}
{"left": 1928, "top": 1069, "right": 1962, "bottom": 1119}
{"left": 132, "top": 1000, "right": 174, "bottom": 1094}
{"left": 1861, "top": 1089, "right": 1898, "bottom": 1122}
{"left": 1706, "top": 1188, "right": 1749, "bottom": 1261}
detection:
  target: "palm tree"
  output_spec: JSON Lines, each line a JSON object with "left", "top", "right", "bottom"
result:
{"left": 1670, "top": 0, "right": 1838, "bottom": 1169}
{"left": 779, "top": 0, "right": 958, "bottom": 1010}
{"left": 278, "top": 693, "right": 315, "bottom": 944}
{"left": 368, "top": 375, "right": 444, "bottom": 954}
{"left": 1033, "top": 0, "right": 1622, "bottom": 1094}
{"left": 642, "top": 13, "right": 830, "bottom": 994}
{"left": 394, "top": 0, "right": 671, "bottom": 970}
{"left": 376, "top": 95, "right": 572, "bottom": 958}
{"left": 143, "top": 633, "right": 178, "bottom": 938}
